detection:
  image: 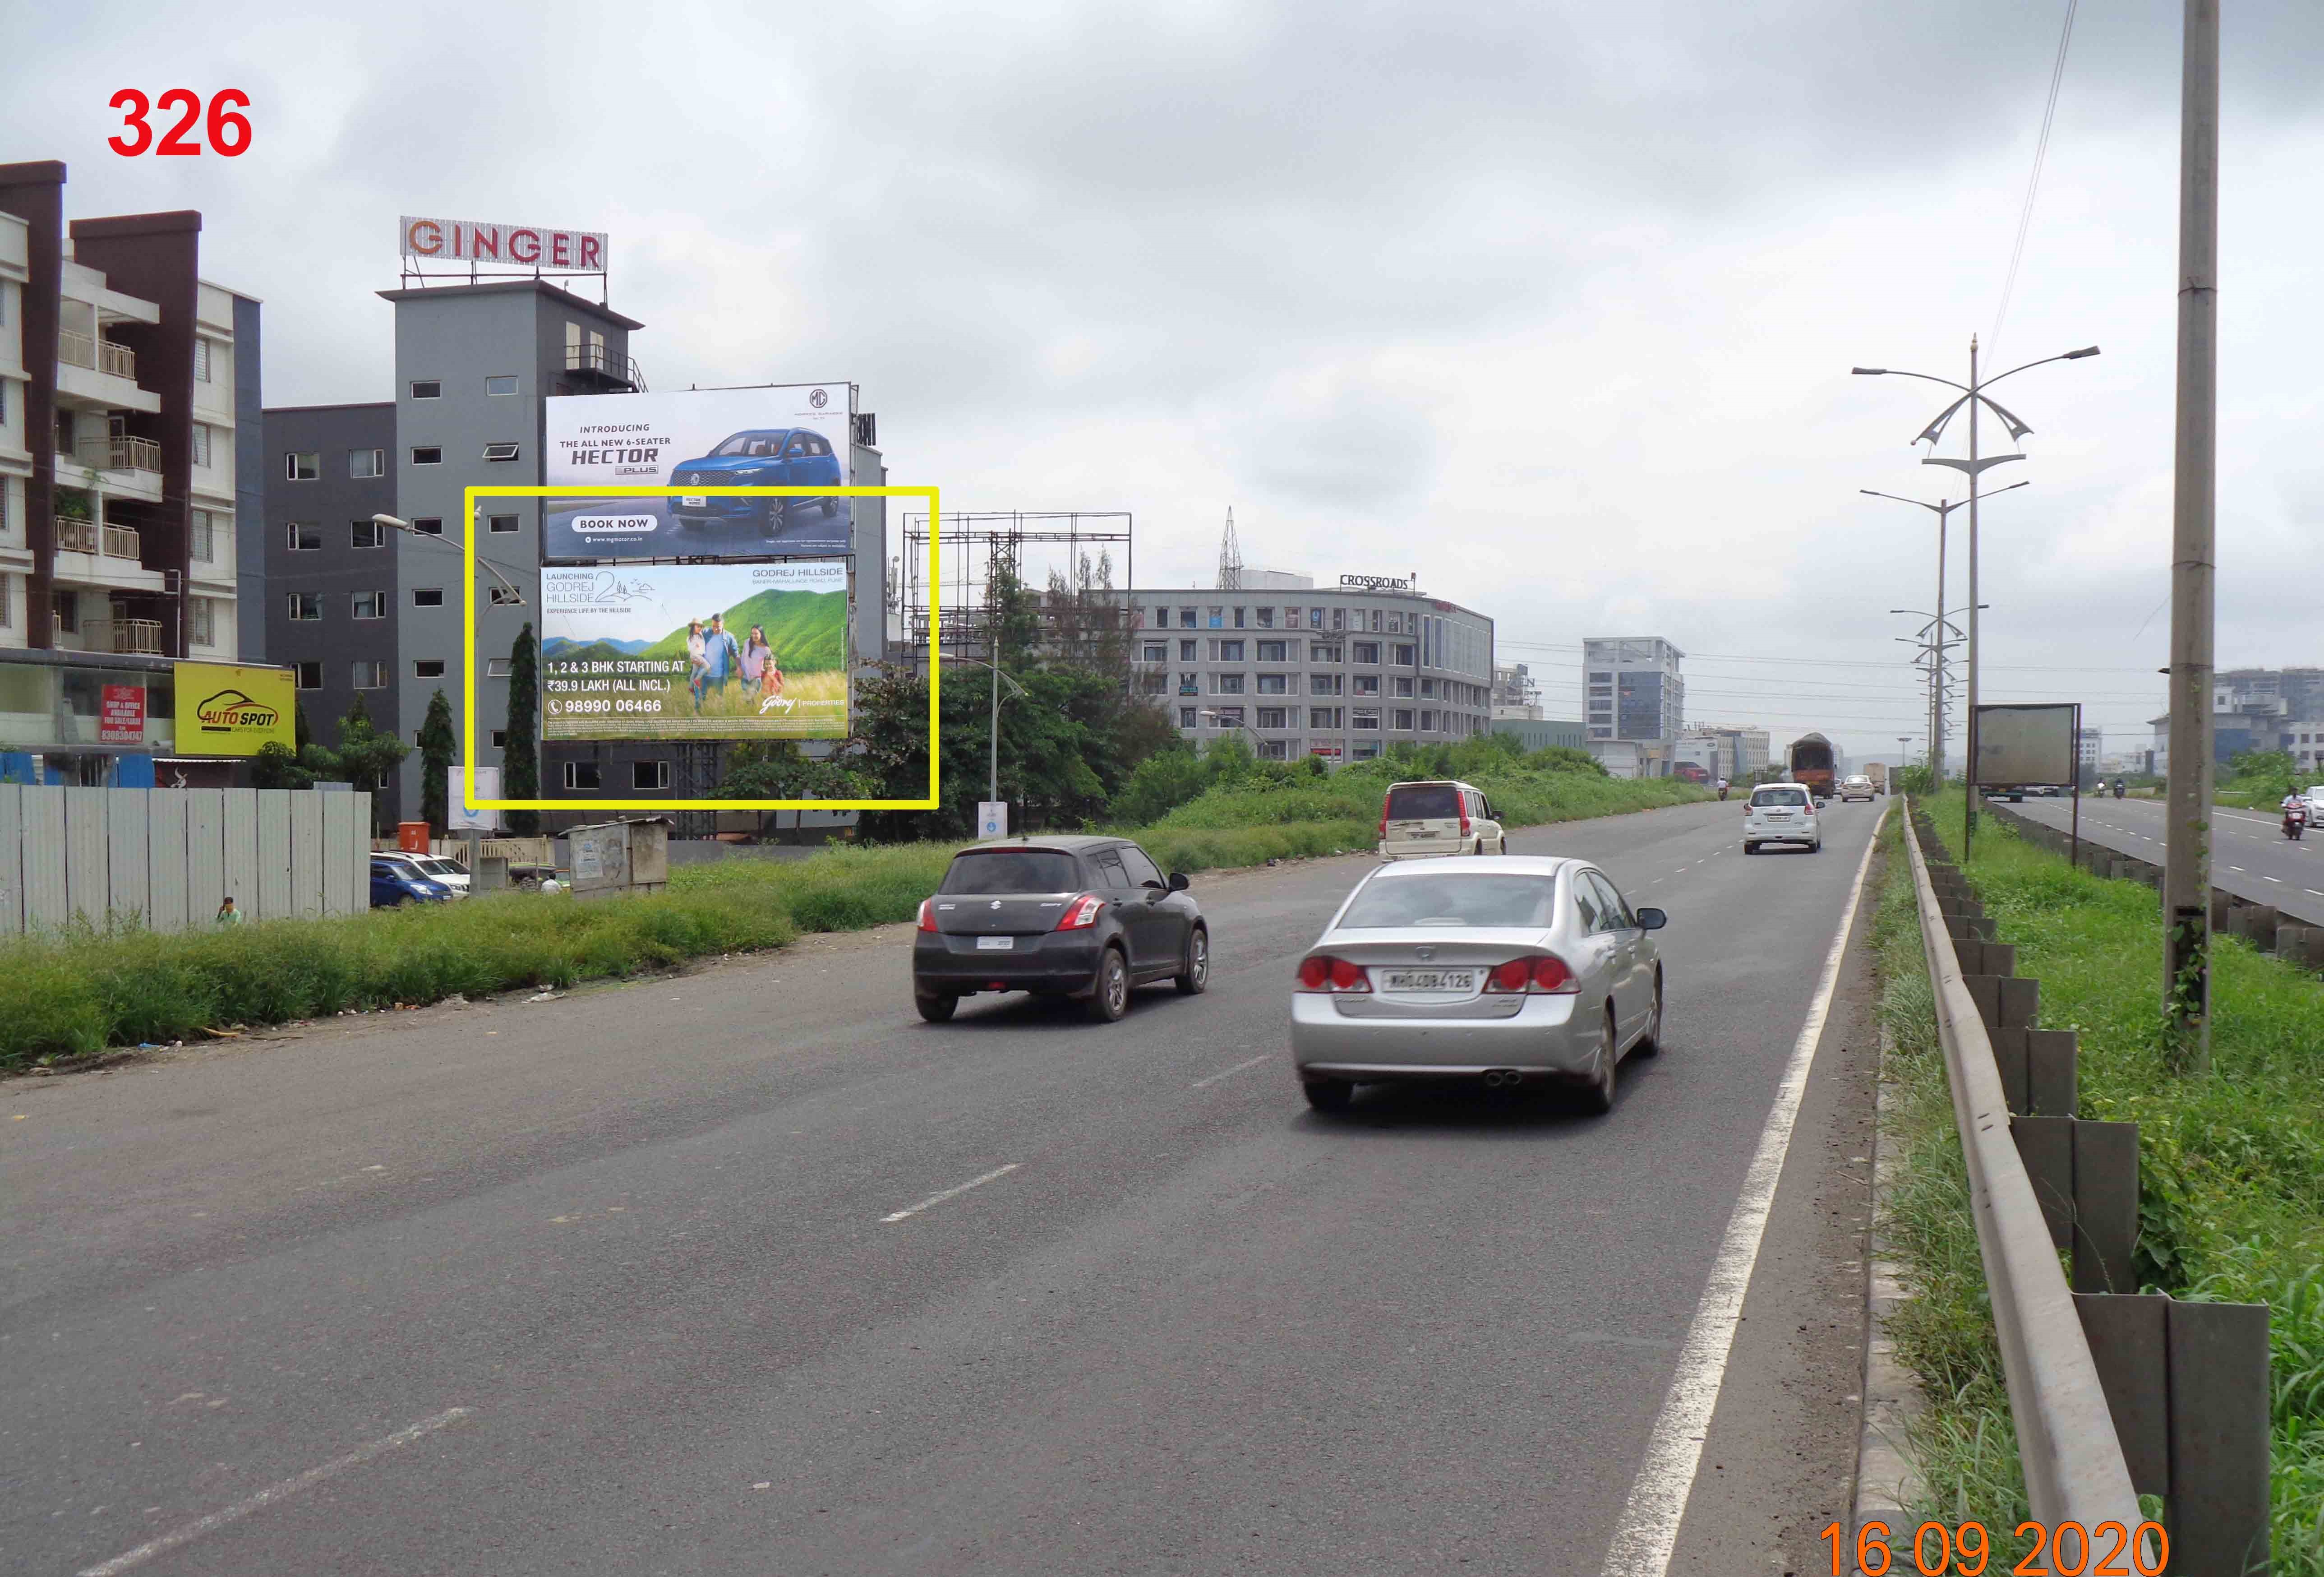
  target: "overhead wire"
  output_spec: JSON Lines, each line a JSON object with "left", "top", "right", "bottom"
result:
{"left": 1989, "top": 0, "right": 2081, "bottom": 360}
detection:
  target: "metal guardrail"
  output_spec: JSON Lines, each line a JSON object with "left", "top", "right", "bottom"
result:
{"left": 1898, "top": 801, "right": 2146, "bottom": 1531}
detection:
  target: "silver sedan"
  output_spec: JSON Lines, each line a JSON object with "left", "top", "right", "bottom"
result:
{"left": 1288, "top": 856, "right": 1667, "bottom": 1115}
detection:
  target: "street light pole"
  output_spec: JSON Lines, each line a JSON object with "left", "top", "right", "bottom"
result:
{"left": 1853, "top": 347, "right": 2096, "bottom": 853}
{"left": 1861, "top": 484, "right": 2024, "bottom": 788}
{"left": 2164, "top": 0, "right": 2221, "bottom": 1068}
{"left": 944, "top": 653, "right": 1026, "bottom": 807}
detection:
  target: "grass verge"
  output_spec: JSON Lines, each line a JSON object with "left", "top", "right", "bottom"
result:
{"left": 1873, "top": 793, "right": 2324, "bottom": 1571}
{"left": 0, "top": 775, "right": 1701, "bottom": 1071}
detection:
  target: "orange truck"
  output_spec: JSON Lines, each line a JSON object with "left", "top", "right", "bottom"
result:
{"left": 1787, "top": 733, "right": 1837, "bottom": 801}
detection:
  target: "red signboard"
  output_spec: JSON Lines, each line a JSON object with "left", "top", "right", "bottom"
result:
{"left": 100, "top": 683, "right": 146, "bottom": 745}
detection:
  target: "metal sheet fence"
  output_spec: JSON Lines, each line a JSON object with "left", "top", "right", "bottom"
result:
{"left": 0, "top": 786, "right": 373, "bottom": 935}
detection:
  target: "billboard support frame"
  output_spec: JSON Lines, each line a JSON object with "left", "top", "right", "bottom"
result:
{"left": 462, "top": 485, "right": 940, "bottom": 813}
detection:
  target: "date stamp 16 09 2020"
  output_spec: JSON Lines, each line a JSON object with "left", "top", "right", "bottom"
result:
{"left": 1822, "top": 1519, "right": 2172, "bottom": 1575}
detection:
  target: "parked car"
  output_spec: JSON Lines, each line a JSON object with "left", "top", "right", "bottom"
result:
{"left": 1288, "top": 856, "right": 1665, "bottom": 1115}
{"left": 1837, "top": 774, "right": 1876, "bottom": 803}
{"left": 669, "top": 428, "right": 844, "bottom": 536}
{"left": 1375, "top": 779, "right": 1507, "bottom": 860}
{"left": 912, "top": 836, "right": 1206, "bottom": 1023}
{"left": 370, "top": 858, "right": 452, "bottom": 907}
{"left": 1743, "top": 783, "right": 1821, "bottom": 854}
{"left": 377, "top": 851, "right": 470, "bottom": 897}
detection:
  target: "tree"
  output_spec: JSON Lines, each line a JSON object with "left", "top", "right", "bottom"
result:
{"left": 333, "top": 694, "right": 411, "bottom": 835}
{"left": 293, "top": 698, "right": 314, "bottom": 755}
{"left": 504, "top": 622, "right": 540, "bottom": 836}
{"left": 715, "top": 741, "right": 867, "bottom": 805}
{"left": 249, "top": 741, "right": 314, "bottom": 790}
{"left": 417, "top": 689, "right": 456, "bottom": 836}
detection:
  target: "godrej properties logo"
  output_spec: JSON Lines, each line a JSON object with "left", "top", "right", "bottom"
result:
{"left": 194, "top": 687, "right": 281, "bottom": 733}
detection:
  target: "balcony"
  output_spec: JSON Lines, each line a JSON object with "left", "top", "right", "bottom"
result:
{"left": 56, "top": 518, "right": 142, "bottom": 561}
{"left": 56, "top": 617, "right": 165, "bottom": 656}
{"left": 74, "top": 434, "right": 164, "bottom": 476}
{"left": 562, "top": 342, "right": 645, "bottom": 392}
{"left": 59, "top": 330, "right": 137, "bottom": 380}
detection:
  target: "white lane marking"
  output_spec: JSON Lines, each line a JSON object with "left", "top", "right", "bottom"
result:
{"left": 76, "top": 1408, "right": 471, "bottom": 1577}
{"left": 2264, "top": 876, "right": 2283, "bottom": 883}
{"left": 1597, "top": 811, "right": 1882, "bottom": 1577}
{"left": 2228, "top": 866, "right": 2245, "bottom": 873}
{"left": 881, "top": 1163, "right": 1021, "bottom": 1223}
{"left": 1192, "top": 1054, "right": 1273, "bottom": 1090}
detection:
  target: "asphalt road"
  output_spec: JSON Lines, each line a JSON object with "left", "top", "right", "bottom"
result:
{"left": 4, "top": 797, "right": 1886, "bottom": 1577}
{"left": 2005, "top": 793, "right": 2324, "bottom": 927}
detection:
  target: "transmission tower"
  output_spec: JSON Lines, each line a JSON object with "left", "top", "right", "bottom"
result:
{"left": 1216, "top": 507, "right": 1243, "bottom": 589}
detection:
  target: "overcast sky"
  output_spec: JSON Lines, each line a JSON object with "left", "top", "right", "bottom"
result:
{"left": 10, "top": 0, "right": 2323, "bottom": 764}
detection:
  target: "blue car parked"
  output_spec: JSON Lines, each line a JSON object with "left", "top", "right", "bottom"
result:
{"left": 668, "top": 428, "right": 843, "bottom": 536}
{"left": 371, "top": 858, "right": 452, "bottom": 908}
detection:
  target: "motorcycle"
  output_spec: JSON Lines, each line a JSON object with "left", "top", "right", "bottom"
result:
{"left": 2287, "top": 807, "right": 2308, "bottom": 842}
{"left": 1717, "top": 786, "right": 1729, "bottom": 801}
{"left": 2112, "top": 782, "right": 2126, "bottom": 799}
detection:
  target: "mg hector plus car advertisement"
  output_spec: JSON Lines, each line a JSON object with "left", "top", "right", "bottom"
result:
{"left": 542, "top": 385, "right": 852, "bottom": 561}
{"left": 540, "top": 560, "right": 849, "bottom": 740}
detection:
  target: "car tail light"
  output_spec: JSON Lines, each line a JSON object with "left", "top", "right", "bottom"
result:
{"left": 1378, "top": 792, "right": 1391, "bottom": 841}
{"left": 1483, "top": 954, "right": 1578, "bottom": 994}
{"left": 917, "top": 898, "right": 937, "bottom": 931}
{"left": 1296, "top": 954, "right": 1371, "bottom": 992}
{"left": 1055, "top": 893, "right": 1105, "bottom": 930}
{"left": 1458, "top": 798, "right": 1472, "bottom": 837}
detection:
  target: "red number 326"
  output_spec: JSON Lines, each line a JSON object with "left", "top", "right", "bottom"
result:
{"left": 108, "top": 90, "right": 251, "bottom": 157}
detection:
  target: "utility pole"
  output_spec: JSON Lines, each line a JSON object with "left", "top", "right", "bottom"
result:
{"left": 2164, "top": 0, "right": 2220, "bottom": 1068}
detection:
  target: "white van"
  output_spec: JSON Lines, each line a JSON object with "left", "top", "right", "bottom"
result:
{"left": 1375, "top": 780, "right": 1507, "bottom": 860}
{"left": 1743, "top": 783, "right": 1821, "bottom": 855}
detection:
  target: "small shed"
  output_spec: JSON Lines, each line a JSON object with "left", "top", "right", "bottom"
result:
{"left": 557, "top": 817, "right": 673, "bottom": 900}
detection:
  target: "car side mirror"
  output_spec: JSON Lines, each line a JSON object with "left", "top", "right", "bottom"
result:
{"left": 1142, "top": 878, "right": 1166, "bottom": 892}
{"left": 1635, "top": 907, "right": 1667, "bottom": 930}
{"left": 1167, "top": 872, "right": 1190, "bottom": 892}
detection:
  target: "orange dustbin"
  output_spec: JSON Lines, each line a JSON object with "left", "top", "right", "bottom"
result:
{"left": 397, "top": 820, "right": 431, "bottom": 854}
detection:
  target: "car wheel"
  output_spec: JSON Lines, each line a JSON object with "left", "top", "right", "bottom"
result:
{"left": 1812, "top": 840, "right": 1824, "bottom": 853}
{"left": 1578, "top": 1009, "right": 1618, "bottom": 1115}
{"left": 914, "top": 990, "right": 958, "bottom": 1023}
{"left": 1086, "top": 946, "right": 1130, "bottom": 1022}
{"left": 1303, "top": 1077, "right": 1354, "bottom": 1113}
{"left": 1174, "top": 925, "right": 1209, "bottom": 994}
{"left": 1744, "top": 842, "right": 1759, "bottom": 855}
{"left": 821, "top": 497, "right": 837, "bottom": 518}
{"left": 1633, "top": 972, "right": 1664, "bottom": 1056}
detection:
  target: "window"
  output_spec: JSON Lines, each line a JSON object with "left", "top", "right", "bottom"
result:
{"left": 1138, "top": 670, "right": 1167, "bottom": 694}
{"left": 1393, "top": 676, "right": 1414, "bottom": 697}
{"left": 1219, "top": 639, "right": 1245, "bottom": 661}
{"left": 1353, "top": 709, "right": 1381, "bottom": 730}
{"left": 1309, "top": 707, "right": 1341, "bottom": 730}
{"left": 1420, "top": 710, "right": 1439, "bottom": 732}
{"left": 1393, "top": 709, "right": 1415, "bottom": 731}
{"left": 189, "top": 597, "right": 215, "bottom": 646}
{"left": 1420, "top": 679, "right": 1437, "bottom": 698}
{"left": 287, "top": 592, "right": 322, "bottom": 620}
{"left": 415, "top": 659, "right": 446, "bottom": 678}
{"left": 1233, "top": 607, "right": 1246, "bottom": 629}
{"left": 1332, "top": 607, "right": 1345, "bottom": 631}
{"left": 412, "top": 587, "right": 445, "bottom": 608}
{"left": 352, "top": 591, "right": 387, "bottom": 620}
{"left": 1212, "top": 706, "right": 1245, "bottom": 728}
{"left": 564, "top": 762, "right": 602, "bottom": 791}
{"left": 285, "top": 451, "right": 318, "bottom": 481}
{"left": 1256, "top": 707, "right": 1287, "bottom": 729}
{"left": 1119, "top": 845, "right": 1165, "bottom": 889}
{"left": 1179, "top": 639, "right": 1198, "bottom": 661}
{"left": 1207, "top": 607, "right": 1224, "bottom": 629}
{"left": 351, "top": 518, "right": 386, "bottom": 549}
{"left": 352, "top": 660, "right": 388, "bottom": 689}
{"left": 1256, "top": 673, "right": 1288, "bottom": 695}
{"left": 286, "top": 522, "right": 321, "bottom": 552}
{"left": 488, "top": 513, "right": 519, "bottom": 533}
{"left": 412, "top": 446, "right": 442, "bottom": 465}
{"left": 190, "top": 423, "right": 212, "bottom": 467}
{"left": 1259, "top": 740, "right": 1289, "bottom": 760}
{"left": 410, "top": 380, "right": 442, "bottom": 400}
{"left": 412, "top": 517, "right": 443, "bottom": 536}
{"left": 489, "top": 586, "right": 523, "bottom": 606}
{"left": 1353, "top": 674, "right": 1379, "bottom": 696}
{"left": 1353, "top": 742, "right": 1380, "bottom": 760}
{"left": 1256, "top": 606, "right": 1275, "bottom": 629}
{"left": 1370, "top": 610, "right": 1382, "bottom": 632}
{"left": 1180, "top": 707, "right": 1199, "bottom": 727}
{"left": 1309, "top": 673, "right": 1342, "bottom": 695}
{"left": 486, "top": 375, "right": 519, "bottom": 396}
{"left": 1589, "top": 671, "right": 1612, "bottom": 683}
{"left": 490, "top": 729, "right": 508, "bottom": 748}
{"left": 1307, "top": 607, "right": 1323, "bottom": 629}
{"left": 1257, "top": 640, "right": 1287, "bottom": 662}
{"left": 193, "top": 337, "right": 212, "bottom": 382}
{"left": 1178, "top": 672, "right": 1199, "bottom": 696}
{"left": 1310, "top": 644, "right": 1342, "bottom": 663}
{"left": 295, "top": 661, "right": 323, "bottom": 689}
{"left": 1151, "top": 606, "right": 1169, "bottom": 626}
{"left": 1214, "top": 673, "right": 1245, "bottom": 694}
{"left": 191, "top": 509, "right": 217, "bottom": 561}
{"left": 0, "top": 574, "right": 10, "bottom": 629}
{"left": 633, "top": 759, "right": 670, "bottom": 790}
{"left": 1393, "top": 643, "right": 1416, "bottom": 665}
{"left": 1179, "top": 608, "right": 1196, "bottom": 629}
{"left": 483, "top": 443, "right": 521, "bottom": 462}
{"left": 1141, "top": 642, "right": 1167, "bottom": 662}
{"left": 1353, "top": 642, "right": 1379, "bottom": 665}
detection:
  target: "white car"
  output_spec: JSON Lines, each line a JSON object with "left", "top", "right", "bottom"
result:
{"left": 1374, "top": 779, "right": 1508, "bottom": 860}
{"left": 1743, "top": 784, "right": 1821, "bottom": 855}
{"left": 377, "top": 851, "right": 470, "bottom": 897}
{"left": 1837, "top": 774, "right": 1876, "bottom": 803}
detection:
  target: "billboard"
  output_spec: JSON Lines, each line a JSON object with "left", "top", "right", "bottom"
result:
{"left": 1974, "top": 703, "right": 2078, "bottom": 787}
{"left": 172, "top": 662, "right": 295, "bottom": 757}
{"left": 542, "top": 385, "right": 852, "bottom": 561}
{"left": 541, "top": 560, "right": 849, "bottom": 740}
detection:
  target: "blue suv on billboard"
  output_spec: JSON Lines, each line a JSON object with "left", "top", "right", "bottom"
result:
{"left": 668, "top": 429, "right": 843, "bottom": 536}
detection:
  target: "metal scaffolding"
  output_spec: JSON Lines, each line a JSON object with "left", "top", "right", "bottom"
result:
{"left": 895, "top": 511, "right": 1134, "bottom": 662}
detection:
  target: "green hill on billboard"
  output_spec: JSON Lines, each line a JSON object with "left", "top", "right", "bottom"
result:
{"left": 638, "top": 588, "right": 845, "bottom": 673}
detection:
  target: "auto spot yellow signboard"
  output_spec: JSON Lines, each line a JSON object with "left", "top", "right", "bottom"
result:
{"left": 173, "top": 662, "right": 295, "bottom": 757}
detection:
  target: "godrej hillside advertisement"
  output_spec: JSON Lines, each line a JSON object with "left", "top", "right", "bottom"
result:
{"left": 542, "top": 384, "right": 852, "bottom": 562}
{"left": 541, "top": 560, "right": 850, "bottom": 741}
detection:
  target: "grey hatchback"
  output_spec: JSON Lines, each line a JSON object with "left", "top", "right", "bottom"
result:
{"left": 913, "top": 836, "right": 1207, "bottom": 1023}
{"left": 1288, "top": 856, "right": 1666, "bottom": 1114}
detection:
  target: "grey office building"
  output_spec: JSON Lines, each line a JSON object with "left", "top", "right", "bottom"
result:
{"left": 261, "top": 401, "right": 400, "bottom": 806}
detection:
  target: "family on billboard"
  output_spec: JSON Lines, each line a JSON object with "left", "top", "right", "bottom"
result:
{"left": 683, "top": 614, "right": 788, "bottom": 712}
{"left": 539, "top": 383, "right": 853, "bottom": 561}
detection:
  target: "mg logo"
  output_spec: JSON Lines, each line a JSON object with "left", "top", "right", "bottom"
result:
{"left": 809, "top": 388, "right": 829, "bottom": 408}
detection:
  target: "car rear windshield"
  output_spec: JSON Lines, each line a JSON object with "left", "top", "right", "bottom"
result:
{"left": 1385, "top": 784, "right": 1460, "bottom": 820}
{"left": 940, "top": 849, "right": 1083, "bottom": 894}
{"left": 1754, "top": 788, "right": 1810, "bottom": 807}
{"left": 1336, "top": 873, "right": 1558, "bottom": 930}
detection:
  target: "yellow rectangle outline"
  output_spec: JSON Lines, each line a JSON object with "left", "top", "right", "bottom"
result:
{"left": 461, "top": 484, "right": 940, "bottom": 811}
